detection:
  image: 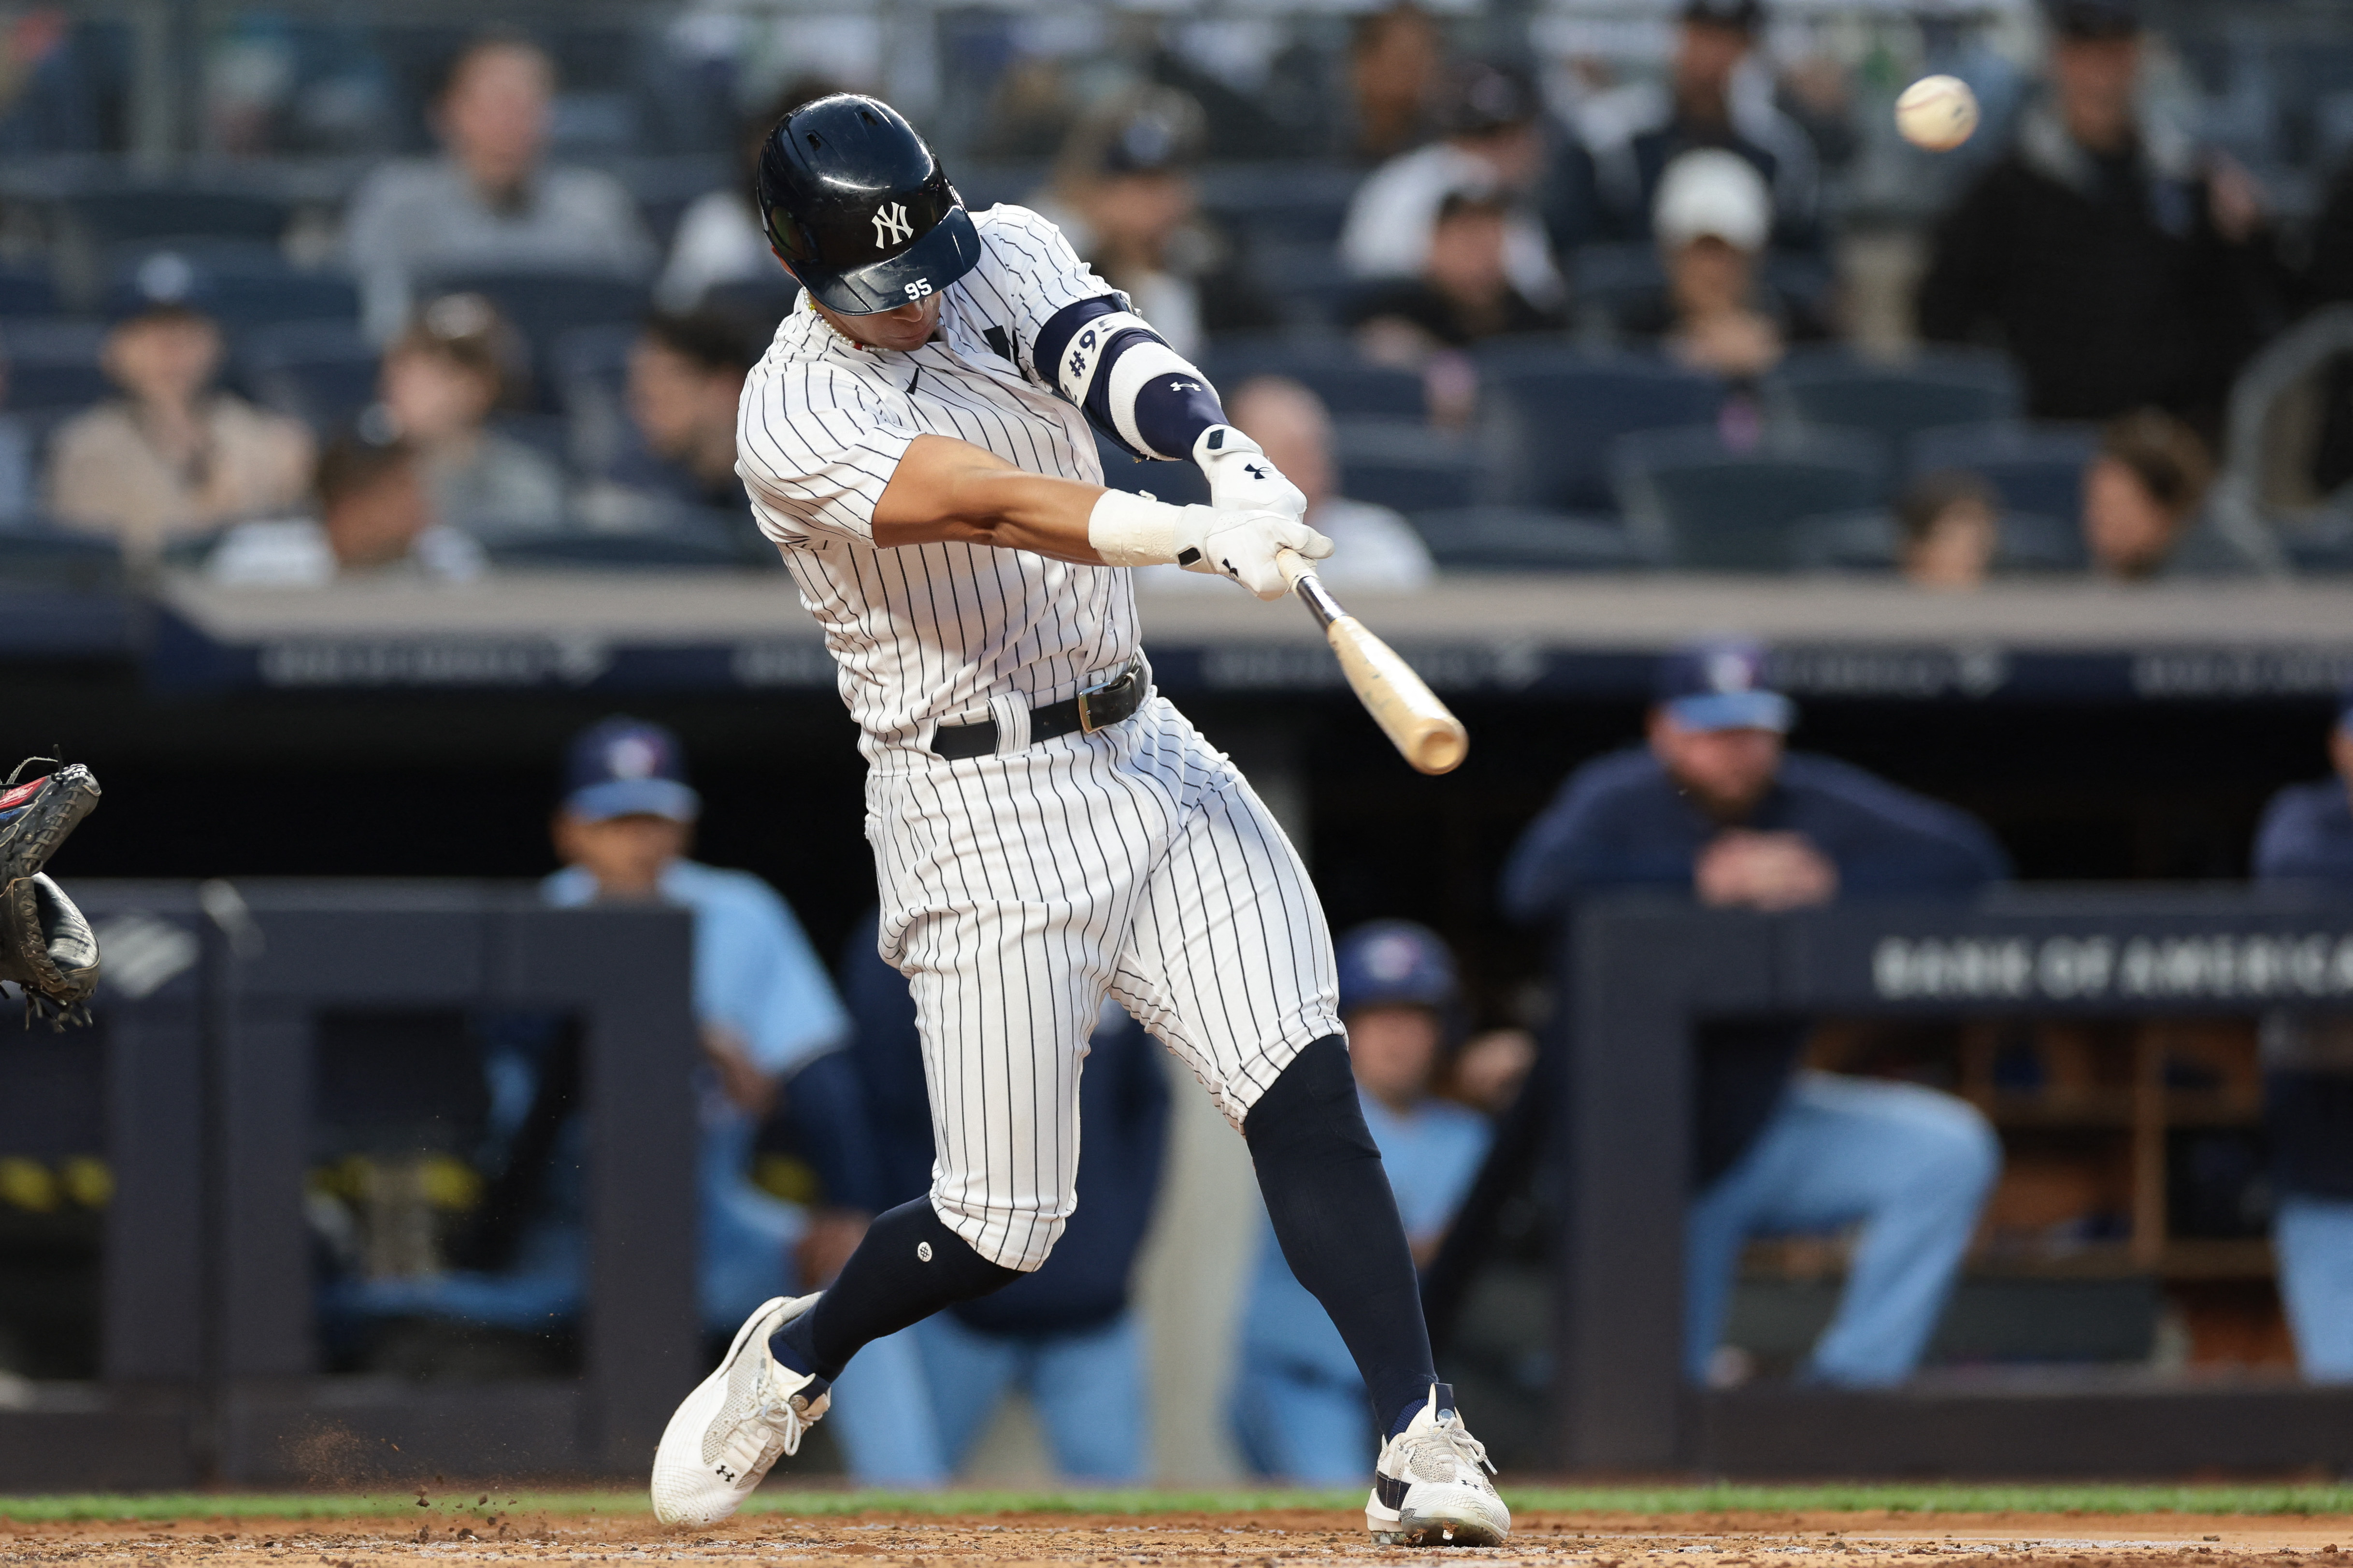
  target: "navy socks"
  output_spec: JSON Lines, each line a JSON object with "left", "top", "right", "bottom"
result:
{"left": 773, "top": 1196, "right": 1020, "bottom": 1382}
{"left": 1243, "top": 1033, "right": 1439, "bottom": 1439}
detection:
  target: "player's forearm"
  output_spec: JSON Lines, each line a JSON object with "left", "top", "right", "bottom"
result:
{"left": 873, "top": 436, "right": 1108, "bottom": 561}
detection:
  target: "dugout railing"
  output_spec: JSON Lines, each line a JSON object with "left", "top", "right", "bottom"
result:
{"left": 1549, "top": 890, "right": 2353, "bottom": 1476}
{"left": 0, "top": 882, "right": 697, "bottom": 1486}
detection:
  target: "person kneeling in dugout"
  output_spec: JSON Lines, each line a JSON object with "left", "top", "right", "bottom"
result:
{"left": 1502, "top": 641, "right": 2008, "bottom": 1386}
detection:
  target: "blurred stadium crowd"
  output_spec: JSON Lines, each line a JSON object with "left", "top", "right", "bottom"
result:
{"left": 7, "top": 0, "right": 2353, "bottom": 583}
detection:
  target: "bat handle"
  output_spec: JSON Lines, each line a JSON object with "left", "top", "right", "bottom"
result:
{"left": 1274, "top": 546, "right": 1344, "bottom": 628}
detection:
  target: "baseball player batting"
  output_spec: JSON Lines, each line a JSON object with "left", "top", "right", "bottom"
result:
{"left": 647, "top": 95, "right": 1507, "bottom": 1548}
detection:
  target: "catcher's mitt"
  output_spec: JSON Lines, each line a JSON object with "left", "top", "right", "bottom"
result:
{"left": 0, "top": 760, "right": 102, "bottom": 1027}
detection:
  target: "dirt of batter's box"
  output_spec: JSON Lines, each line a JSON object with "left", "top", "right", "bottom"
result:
{"left": 0, "top": 1512, "right": 2345, "bottom": 1568}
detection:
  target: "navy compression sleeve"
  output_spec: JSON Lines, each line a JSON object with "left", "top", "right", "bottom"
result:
{"left": 1034, "top": 295, "right": 1225, "bottom": 461}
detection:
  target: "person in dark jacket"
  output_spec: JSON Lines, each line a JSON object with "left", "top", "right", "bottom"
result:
{"left": 1501, "top": 640, "right": 2006, "bottom": 1386}
{"left": 1915, "top": 0, "right": 2280, "bottom": 431}
{"left": 2250, "top": 691, "right": 2353, "bottom": 1382}
{"left": 838, "top": 910, "right": 1171, "bottom": 1478}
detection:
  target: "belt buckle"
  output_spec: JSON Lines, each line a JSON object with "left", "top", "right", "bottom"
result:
{"left": 1074, "top": 665, "right": 1133, "bottom": 735}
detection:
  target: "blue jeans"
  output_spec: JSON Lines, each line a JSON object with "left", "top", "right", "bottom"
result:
{"left": 1685, "top": 1070, "right": 2000, "bottom": 1387}
{"left": 1229, "top": 1357, "right": 1372, "bottom": 1484}
{"left": 2275, "top": 1194, "right": 2353, "bottom": 1382}
{"left": 914, "top": 1310, "right": 1147, "bottom": 1482}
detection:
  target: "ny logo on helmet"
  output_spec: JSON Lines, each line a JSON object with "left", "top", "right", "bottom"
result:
{"left": 872, "top": 202, "right": 914, "bottom": 247}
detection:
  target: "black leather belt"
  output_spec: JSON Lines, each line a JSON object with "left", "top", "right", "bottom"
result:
{"left": 932, "top": 662, "right": 1146, "bottom": 761}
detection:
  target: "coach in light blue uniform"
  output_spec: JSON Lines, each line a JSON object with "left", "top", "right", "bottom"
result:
{"left": 1503, "top": 642, "right": 2006, "bottom": 1387}
{"left": 2251, "top": 687, "right": 2353, "bottom": 1382}
{"left": 1232, "top": 922, "right": 1492, "bottom": 1482}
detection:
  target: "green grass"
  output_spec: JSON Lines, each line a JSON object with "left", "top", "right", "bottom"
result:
{"left": 0, "top": 1484, "right": 2351, "bottom": 1524}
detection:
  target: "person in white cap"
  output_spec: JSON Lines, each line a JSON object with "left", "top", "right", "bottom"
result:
{"left": 1625, "top": 147, "right": 1821, "bottom": 380}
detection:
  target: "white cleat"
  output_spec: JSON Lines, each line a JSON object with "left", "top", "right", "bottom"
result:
{"left": 650, "top": 1294, "right": 831, "bottom": 1526}
{"left": 1365, "top": 1382, "right": 1511, "bottom": 1548}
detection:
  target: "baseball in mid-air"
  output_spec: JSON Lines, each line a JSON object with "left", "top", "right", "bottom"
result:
{"left": 1895, "top": 74, "right": 1980, "bottom": 151}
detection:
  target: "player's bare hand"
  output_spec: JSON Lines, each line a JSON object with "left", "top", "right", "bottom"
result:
{"left": 1195, "top": 425, "right": 1308, "bottom": 523}
{"left": 1176, "top": 506, "right": 1334, "bottom": 599}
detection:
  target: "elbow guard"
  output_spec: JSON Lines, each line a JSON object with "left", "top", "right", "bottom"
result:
{"left": 1037, "top": 298, "right": 1225, "bottom": 462}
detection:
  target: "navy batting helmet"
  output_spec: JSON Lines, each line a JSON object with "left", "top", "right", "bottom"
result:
{"left": 754, "top": 94, "right": 981, "bottom": 316}
{"left": 1336, "top": 921, "right": 1460, "bottom": 1019}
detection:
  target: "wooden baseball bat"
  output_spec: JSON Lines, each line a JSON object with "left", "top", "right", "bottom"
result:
{"left": 1275, "top": 547, "right": 1468, "bottom": 776}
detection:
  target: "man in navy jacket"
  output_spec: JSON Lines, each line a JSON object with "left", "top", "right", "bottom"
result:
{"left": 1503, "top": 641, "right": 2006, "bottom": 1385}
{"left": 2251, "top": 690, "right": 2353, "bottom": 1382}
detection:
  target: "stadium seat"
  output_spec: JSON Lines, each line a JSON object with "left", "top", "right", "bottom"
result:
{"left": 1906, "top": 421, "right": 2100, "bottom": 522}
{"left": 1613, "top": 425, "right": 1883, "bottom": 570}
{"left": 414, "top": 270, "right": 652, "bottom": 404}
{"left": 0, "top": 266, "right": 57, "bottom": 318}
{"left": 238, "top": 320, "right": 379, "bottom": 434}
{"left": 1787, "top": 506, "right": 2085, "bottom": 574}
{"left": 103, "top": 246, "right": 360, "bottom": 331}
{"left": 1332, "top": 419, "right": 1481, "bottom": 515}
{"left": 1093, "top": 429, "right": 1208, "bottom": 505}
{"left": 486, "top": 528, "right": 748, "bottom": 570}
{"left": 60, "top": 187, "right": 293, "bottom": 247}
{"left": 490, "top": 412, "right": 574, "bottom": 470}
{"left": 698, "top": 276, "right": 802, "bottom": 331}
{"left": 551, "top": 323, "right": 640, "bottom": 475}
{"left": 0, "top": 318, "right": 111, "bottom": 412}
{"left": 1201, "top": 163, "right": 1359, "bottom": 246}
{"left": 1765, "top": 348, "right": 2023, "bottom": 451}
{"left": 1200, "top": 338, "right": 1427, "bottom": 419}
{"left": 1477, "top": 355, "right": 1724, "bottom": 512}
{"left": 0, "top": 526, "right": 123, "bottom": 591}
{"left": 1407, "top": 507, "right": 1643, "bottom": 571}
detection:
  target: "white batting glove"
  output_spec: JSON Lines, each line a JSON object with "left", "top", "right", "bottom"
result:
{"left": 1194, "top": 426, "right": 1307, "bottom": 523}
{"left": 1173, "top": 506, "right": 1334, "bottom": 600}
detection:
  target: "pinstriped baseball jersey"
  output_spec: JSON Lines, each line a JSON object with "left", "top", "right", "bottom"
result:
{"left": 737, "top": 203, "right": 1138, "bottom": 762}
{"left": 733, "top": 200, "right": 1341, "bottom": 1273}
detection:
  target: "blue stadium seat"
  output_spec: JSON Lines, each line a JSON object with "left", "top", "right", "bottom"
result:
{"left": 0, "top": 525, "right": 123, "bottom": 590}
{"left": 1200, "top": 163, "right": 1360, "bottom": 246}
{"left": 415, "top": 270, "right": 652, "bottom": 404}
{"left": 1789, "top": 507, "right": 2085, "bottom": 574}
{"left": 1092, "top": 429, "right": 1208, "bottom": 505}
{"left": 486, "top": 528, "right": 747, "bottom": 570}
{"left": 1906, "top": 421, "right": 2100, "bottom": 522}
{"left": 551, "top": 323, "right": 640, "bottom": 475}
{"left": 61, "top": 187, "right": 292, "bottom": 247}
{"left": 1477, "top": 355, "right": 1723, "bottom": 512}
{"left": 0, "top": 318, "right": 111, "bottom": 412}
{"left": 104, "top": 246, "right": 360, "bottom": 331}
{"left": 698, "top": 276, "right": 802, "bottom": 330}
{"left": 1201, "top": 338, "right": 1426, "bottom": 418}
{"left": 1332, "top": 419, "right": 1482, "bottom": 516}
{"left": 0, "top": 267, "right": 57, "bottom": 318}
{"left": 1407, "top": 507, "right": 1643, "bottom": 571}
{"left": 1613, "top": 425, "right": 1884, "bottom": 570}
{"left": 238, "top": 320, "right": 378, "bottom": 434}
{"left": 1765, "top": 348, "right": 2022, "bottom": 452}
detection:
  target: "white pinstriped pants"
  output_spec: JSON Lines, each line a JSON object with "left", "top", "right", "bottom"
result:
{"left": 866, "top": 693, "right": 1342, "bottom": 1272}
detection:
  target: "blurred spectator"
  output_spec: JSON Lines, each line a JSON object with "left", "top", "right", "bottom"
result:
{"left": 379, "top": 293, "right": 563, "bottom": 536}
{"left": 1618, "top": 148, "right": 1824, "bottom": 379}
{"left": 1340, "top": 61, "right": 1564, "bottom": 310}
{"left": 2251, "top": 689, "right": 2353, "bottom": 1383}
{"left": 577, "top": 310, "right": 760, "bottom": 535}
{"left": 542, "top": 720, "right": 944, "bottom": 1482}
{"left": 1575, "top": 0, "right": 1822, "bottom": 253}
{"left": 2081, "top": 408, "right": 2212, "bottom": 581}
{"left": 1142, "top": 377, "right": 1435, "bottom": 595}
{"left": 1031, "top": 87, "right": 1273, "bottom": 358}
{"left": 1342, "top": 3, "right": 1445, "bottom": 165}
{"left": 342, "top": 33, "right": 654, "bottom": 340}
{"left": 1502, "top": 641, "right": 2006, "bottom": 1387}
{"left": 1916, "top": 0, "right": 2279, "bottom": 430}
{"left": 657, "top": 78, "right": 837, "bottom": 314}
{"left": 1348, "top": 190, "right": 1566, "bottom": 355}
{"left": 838, "top": 909, "right": 1167, "bottom": 1481}
{"left": 47, "top": 292, "right": 312, "bottom": 562}
{"left": 1232, "top": 921, "right": 1491, "bottom": 1481}
{"left": 205, "top": 433, "right": 484, "bottom": 587}
{"left": 1897, "top": 470, "right": 1999, "bottom": 591}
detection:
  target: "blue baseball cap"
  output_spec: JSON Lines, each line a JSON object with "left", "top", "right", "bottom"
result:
{"left": 1337, "top": 921, "right": 1459, "bottom": 1018}
{"left": 1654, "top": 639, "right": 1794, "bottom": 734}
{"left": 561, "top": 717, "right": 700, "bottom": 823}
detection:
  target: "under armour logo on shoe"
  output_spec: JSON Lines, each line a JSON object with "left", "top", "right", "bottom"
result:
{"left": 916, "top": 1241, "right": 933, "bottom": 1262}
{"left": 873, "top": 202, "right": 913, "bottom": 247}
{"left": 1243, "top": 463, "right": 1267, "bottom": 479}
